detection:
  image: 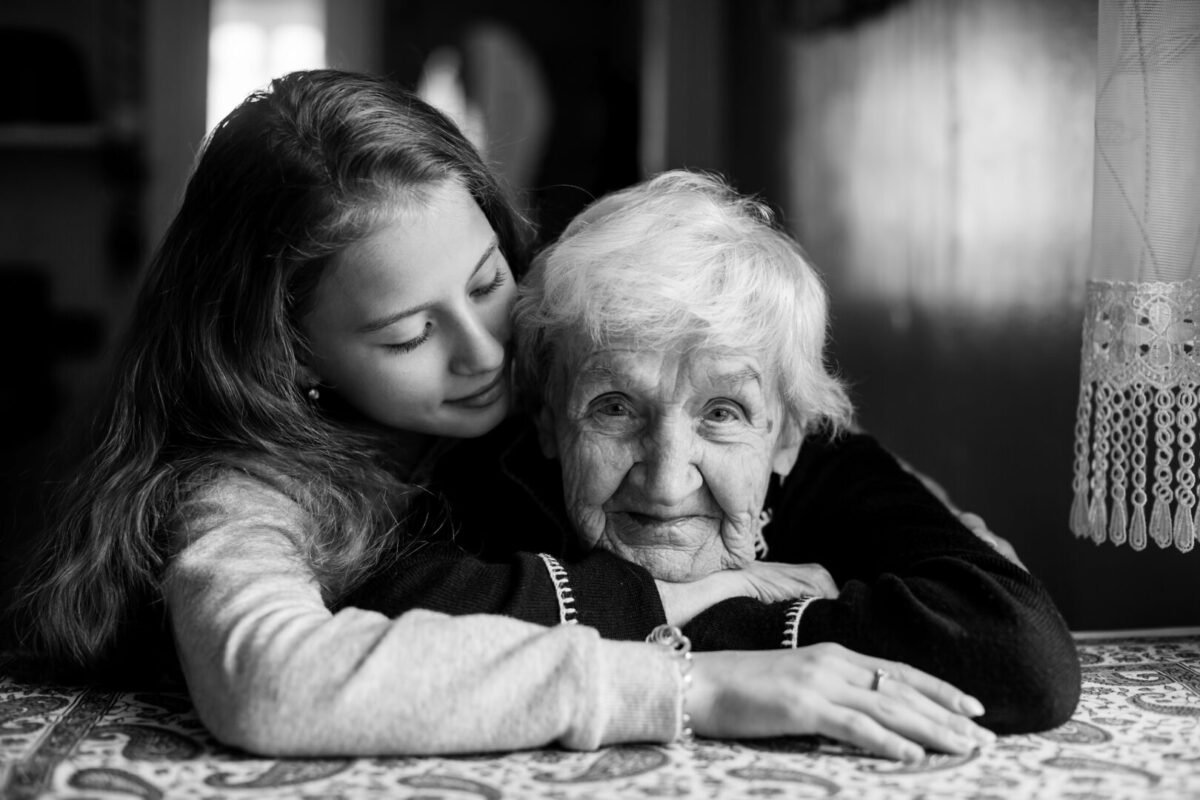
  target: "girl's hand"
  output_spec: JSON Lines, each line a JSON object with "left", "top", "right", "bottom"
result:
{"left": 656, "top": 562, "right": 838, "bottom": 627}
{"left": 688, "top": 643, "right": 996, "bottom": 761}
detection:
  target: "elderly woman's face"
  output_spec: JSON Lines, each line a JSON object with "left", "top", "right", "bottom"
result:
{"left": 544, "top": 345, "right": 798, "bottom": 581}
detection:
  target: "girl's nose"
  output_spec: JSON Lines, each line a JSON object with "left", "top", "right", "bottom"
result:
{"left": 450, "top": 309, "right": 507, "bottom": 376}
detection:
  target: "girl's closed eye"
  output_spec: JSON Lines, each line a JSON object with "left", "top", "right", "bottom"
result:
{"left": 384, "top": 321, "right": 432, "bottom": 354}
{"left": 470, "top": 265, "right": 508, "bottom": 299}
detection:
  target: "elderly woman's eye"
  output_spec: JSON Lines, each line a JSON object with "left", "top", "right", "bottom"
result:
{"left": 590, "top": 394, "right": 633, "bottom": 418}
{"left": 704, "top": 402, "right": 746, "bottom": 423}
{"left": 598, "top": 401, "right": 630, "bottom": 417}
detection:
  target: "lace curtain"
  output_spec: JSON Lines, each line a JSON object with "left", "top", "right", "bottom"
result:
{"left": 1071, "top": 0, "right": 1200, "bottom": 552}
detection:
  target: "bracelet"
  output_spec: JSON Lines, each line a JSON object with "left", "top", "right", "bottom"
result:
{"left": 782, "top": 594, "right": 818, "bottom": 648}
{"left": 646, "top": 624, "right": 696, "bottom": 747}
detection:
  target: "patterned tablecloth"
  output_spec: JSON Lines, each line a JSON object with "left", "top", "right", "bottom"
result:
{"left": 1, "top": 631, "right": 1198, "bottom": 799}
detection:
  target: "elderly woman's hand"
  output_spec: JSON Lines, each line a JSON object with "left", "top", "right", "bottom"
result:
{"left": 688, "top": 643, "right": 995, "bottom": 761}
{"left": 656, "top": 561, "right": 838, "bottom": 627}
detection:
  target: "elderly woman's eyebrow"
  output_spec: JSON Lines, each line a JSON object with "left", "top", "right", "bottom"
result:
{"left": 707, "top": 366, "right": 764, "bottom": 389}
{"left": 576, "top": 363, "right": 625, "bottom": 384}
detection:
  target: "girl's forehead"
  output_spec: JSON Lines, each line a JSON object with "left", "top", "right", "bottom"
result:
{"left": 310, "top": 182, "right": 496, "bottom": 327}
{"left": 327, "top": 178, "right": 468, "bottom": 267}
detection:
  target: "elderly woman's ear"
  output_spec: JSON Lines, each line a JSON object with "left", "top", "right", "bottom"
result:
{"left": 771, "top": 419, "right": 804, "bottom": 477}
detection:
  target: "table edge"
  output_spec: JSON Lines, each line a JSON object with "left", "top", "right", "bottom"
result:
{"left": 1072, "top": 625, "right": 1200, "bottom": 640}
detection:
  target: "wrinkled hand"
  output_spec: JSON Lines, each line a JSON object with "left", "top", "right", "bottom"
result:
{"left": 657, "top": 562, "right": 838, "bottom": 627}
{"left": 688, "top": 643, "right": 995, "bottom": 761}
{"left": 732, "top": 560, "right": 838, "bottom": 604}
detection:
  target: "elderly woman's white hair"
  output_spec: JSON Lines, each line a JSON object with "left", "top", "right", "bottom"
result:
{"left": 514, "top": 169, "right": 853, "bottom": 437}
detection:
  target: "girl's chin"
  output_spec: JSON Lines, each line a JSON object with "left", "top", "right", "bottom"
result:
{"left": 441, "top": 396, "right": 511, "bottom": 438}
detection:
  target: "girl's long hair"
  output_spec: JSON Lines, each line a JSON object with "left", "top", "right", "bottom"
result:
{"left": 8, "top": 69, "right": 531, "bottom": 681}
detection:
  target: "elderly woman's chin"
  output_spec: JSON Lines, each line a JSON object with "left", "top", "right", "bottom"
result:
{"left": 594, "top": 513, "right": 750, "bottom": 582}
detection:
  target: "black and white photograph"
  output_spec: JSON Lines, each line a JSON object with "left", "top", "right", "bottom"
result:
{"left": 0, "top": 1, "right": 1197, "bottom": 797}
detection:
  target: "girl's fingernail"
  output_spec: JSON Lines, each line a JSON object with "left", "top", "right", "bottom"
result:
{"left": 975, "top": 726, "right": 996, "bottom": 744}
{"left": 952, "top": 734, "right": 977, "bottom": 753}
{"left": 961, "top": 696, "right": 985, "bottom": 717}
{"left": 902, "top": 745, "right": 925, "bottom": 763}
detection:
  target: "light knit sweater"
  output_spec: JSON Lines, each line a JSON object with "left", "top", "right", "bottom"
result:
{"left": 163, "top": 473, "right": 681, "bottom": 756}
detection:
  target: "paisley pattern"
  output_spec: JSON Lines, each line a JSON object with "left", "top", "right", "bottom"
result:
{"left": 533, "top": 745, "right": 668, "bottom": 782}
{"left": 1036, "top": 718, "right": 1113, "bottom": 745}
{"left": 0, "top": 633, "right": 1197, "bottom": 799}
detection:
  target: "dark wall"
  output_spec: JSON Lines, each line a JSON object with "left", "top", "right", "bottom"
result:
{"left": 382, "top": 0, "right": 642, "bottom": 243}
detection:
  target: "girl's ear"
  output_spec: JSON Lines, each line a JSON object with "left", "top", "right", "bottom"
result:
{"left": 295, "top": 363, "right": 321, "bottom": 391}
{"left": 535, "top": 406, "right": 559, "bottom": 459}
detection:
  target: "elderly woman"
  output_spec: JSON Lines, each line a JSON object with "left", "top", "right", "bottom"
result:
{"left": 352, "top": 170, "right": 1080, "bottom": 738}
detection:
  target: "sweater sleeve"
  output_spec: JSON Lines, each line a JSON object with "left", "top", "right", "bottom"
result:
{"left": 683, "top": 598, "right": 797, "bottom": 650}
{"left": 343, "top": 542, "right": 666, "bottom": 639}
{"left": 345, "top": 417, "right": 669, "bottom": 639}
{"left": 684, "top": 433, "right": 1081, "bottom": 735}
{"left": 164, "top": 474, "right": 680, "bottom": 757}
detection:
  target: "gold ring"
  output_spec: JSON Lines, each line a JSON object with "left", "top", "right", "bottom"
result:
{"left": 871, "top": 668, "right": 889, "bottom": 692}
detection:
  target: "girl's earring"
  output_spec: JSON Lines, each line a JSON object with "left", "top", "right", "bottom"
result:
{"left": 306, "top": 386, "right": 321, "bottom": 402}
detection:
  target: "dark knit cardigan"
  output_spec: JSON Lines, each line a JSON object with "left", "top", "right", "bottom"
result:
{"left": 347, "top": 416, "right": 1081, "bottom": 734}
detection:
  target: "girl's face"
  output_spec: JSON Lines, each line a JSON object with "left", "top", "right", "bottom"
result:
{"left": 301, "top": 180, "right": 516, "bottom": 440}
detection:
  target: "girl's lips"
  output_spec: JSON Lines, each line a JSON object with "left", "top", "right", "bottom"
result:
{"left": 446, "top": 372, "right": 507, "bottom": 408}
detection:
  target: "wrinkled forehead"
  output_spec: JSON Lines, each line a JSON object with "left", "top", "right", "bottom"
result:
{"left": 556, "top": 336, "right": 780, "bottom": 403}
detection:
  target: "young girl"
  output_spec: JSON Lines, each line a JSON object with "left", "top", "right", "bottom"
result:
{"left": 10, "top": 69, "right": 993, "bottom": 760}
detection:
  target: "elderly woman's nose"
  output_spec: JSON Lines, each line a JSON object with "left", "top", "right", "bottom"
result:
{"left": 450, "top": 310, "right": 507, "bottom": 376}
{"left": 635, "top": 426, "right": 703, "bottom": 505}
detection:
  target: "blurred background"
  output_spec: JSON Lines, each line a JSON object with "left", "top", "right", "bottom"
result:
{"left": 0, "top": 0, "right": 1192, "bottom": 631}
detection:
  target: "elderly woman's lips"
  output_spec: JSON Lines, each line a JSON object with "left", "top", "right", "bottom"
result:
{"left": 623, "top": 511, "right": 715, "bottom": 529}
{"left": 629, "top": 512, "right": 684, "bottom": 524}
{"left": 611, "top": 511, "right": 720, "bottom": 548}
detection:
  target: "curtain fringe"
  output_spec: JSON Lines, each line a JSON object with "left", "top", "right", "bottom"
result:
{"left": 1072, "top": 378, "right": 1198, "bottom": 553}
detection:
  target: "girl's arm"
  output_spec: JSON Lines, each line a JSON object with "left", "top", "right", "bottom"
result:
{"left": 165, "top": 475, "right": 678, "bottom": 755}
{"left": 345, "top": 541, "right": 834, "bottom": 632}
{"left": 165, "top": 474, "right": 986, "bottom": 760}
{"left": 342, "top": 541, "right": 665, "bottom": 633}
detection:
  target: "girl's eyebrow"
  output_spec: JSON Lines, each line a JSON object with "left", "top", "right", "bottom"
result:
{"left": 356, "top": 238, "right": 499, "bottom": 334}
